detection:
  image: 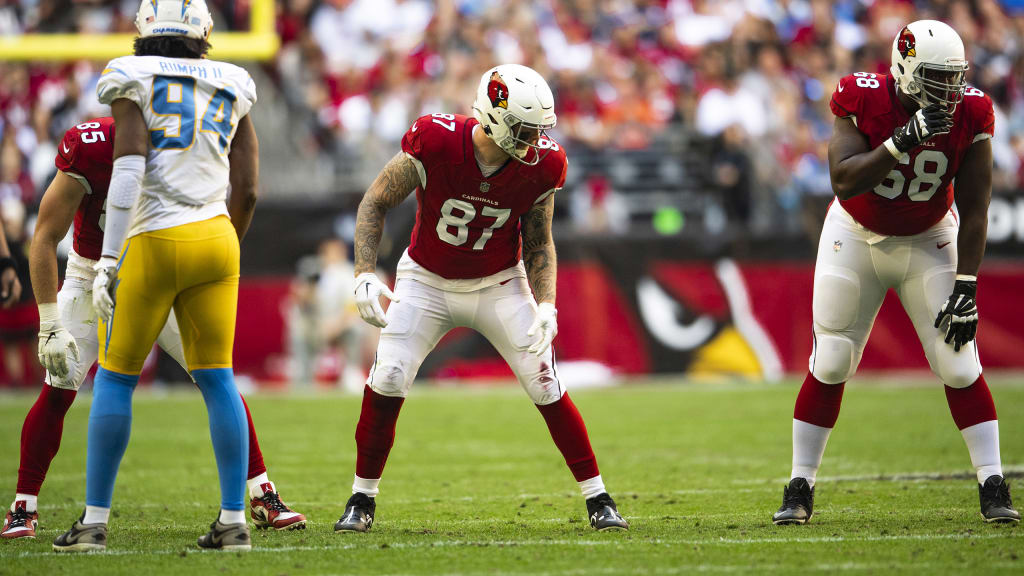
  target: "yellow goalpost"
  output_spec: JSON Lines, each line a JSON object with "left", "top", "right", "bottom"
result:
{"left": 0, "top": 0, "right": 278, "bottom": 61}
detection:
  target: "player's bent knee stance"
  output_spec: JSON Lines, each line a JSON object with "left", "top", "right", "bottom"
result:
{"left": 934, "top": 349, "right": 982, "bottom": 389}
{"left": 524, "top": 366, "right": 563, "bottom": 406}
{"left": 810, "top": 333, "right": 855, "bottom": 385}
{"left": 367, "top": 362, "right": 410, "bottom": 398}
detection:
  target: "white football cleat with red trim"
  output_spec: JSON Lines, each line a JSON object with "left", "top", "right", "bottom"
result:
{"left": 2, "top": 501, "right": 39, "bottom": 539}
{"left": 250, "top": 483, "right": 306, "bottom": 531}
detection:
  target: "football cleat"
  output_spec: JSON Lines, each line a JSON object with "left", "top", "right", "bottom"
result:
{"left": 979, "top": 475, "right": 1021, "bottom": 524}
{"left": 52, "top": 513, "right": 107, "bottom": 552}
{"left": 197, "top": 518, "right": 252, "bottom": 551}
{"left": 2, "top": 503, "right": 38, "bottom": 539}
{"left": 334, "top": 492, "right": 375, "bottom": 533}
{"left": 772, "top": 477, "right": 814, "bottom": 525}
{"left": 586, "top": 493, "right": 628, "bottom": 531}
{"left": 250, "top": 485, "right": 307, "bottom": 531}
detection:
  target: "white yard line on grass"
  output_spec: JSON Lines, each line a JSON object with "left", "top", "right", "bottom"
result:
{"left": 11, "top": 531, "right": 1020, "bottom": 559}
{"left": 29, "top": 464, "right": 1024, "bottom": 512}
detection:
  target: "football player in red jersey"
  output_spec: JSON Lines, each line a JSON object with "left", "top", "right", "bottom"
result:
{"left": 773, "top": 20, "right": 1018, "bottom": 525}
{"left": 334, "top": 64, "right": 628, "bottom": 532}
{"left": 1, "top": 118, "right": 306, "bottom": 540}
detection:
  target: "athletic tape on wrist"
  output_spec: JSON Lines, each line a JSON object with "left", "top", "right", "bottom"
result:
{"left": 38, "top": 302, "right": 61, "bottom": 329}
{"left": 883, "top": 138, "right": 904, "bottom": 160}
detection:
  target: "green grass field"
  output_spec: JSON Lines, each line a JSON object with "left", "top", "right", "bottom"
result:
{"left": 0, "top": 377, "right": 1021, "bottom": 574}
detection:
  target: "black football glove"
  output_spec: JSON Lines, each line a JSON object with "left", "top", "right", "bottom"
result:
{"left": 891, "top": 103, "right": 954, "bottom": 153}
{"left": 934, "top": 278, "right": 978, "bottom": 352}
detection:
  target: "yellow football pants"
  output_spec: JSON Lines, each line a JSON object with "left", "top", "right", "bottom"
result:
{"left": 98, "top": 215, "right": 239, "bottom": 375}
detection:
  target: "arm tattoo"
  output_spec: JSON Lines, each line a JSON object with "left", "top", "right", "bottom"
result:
{"left": 521, "top": 195, "right": 557, "bottom": 304}
{"left": 354, "top": 152, "right": 420, "bottom": 274}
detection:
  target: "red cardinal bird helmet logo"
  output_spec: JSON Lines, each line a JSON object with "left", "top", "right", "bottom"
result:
{"left": 898, "top": 27, "right": 917, "bottom": 58}
{"left": 487, "top": 71, "right": 508, "bottom": 109}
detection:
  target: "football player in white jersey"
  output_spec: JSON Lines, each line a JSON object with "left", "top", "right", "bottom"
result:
{"left": 54, "top": 0, "right": 261, "bottom": 552}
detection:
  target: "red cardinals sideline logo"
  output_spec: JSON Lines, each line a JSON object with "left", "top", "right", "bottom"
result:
{"left": 897, "top": 27, "right": 916, "bottom": 58}
{"left": 487, "top": 71, "right": 508, "bottom": 109}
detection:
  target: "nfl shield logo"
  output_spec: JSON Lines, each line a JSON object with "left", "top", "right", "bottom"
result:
{"left": 479, "top": 181, "right": 490, "bottom": 193}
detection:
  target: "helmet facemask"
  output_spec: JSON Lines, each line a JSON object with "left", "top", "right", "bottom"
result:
{"left": 908, "top": 62, "right": 968, "bottom": 112}
{"left": 502, "top": 115, "right": 554, "bottom": 166}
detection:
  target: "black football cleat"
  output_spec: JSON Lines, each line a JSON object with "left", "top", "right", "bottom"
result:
{"left": 586, "top": 493, "right": 628, "bottom": 531}
{"left": 197, "top": 518, "right": 251, "bottom": 551}
{"left": 334, "top": 492, "right": 375, "bottom": 533}
{"left": 52, "top": 513, "right": 107, "bottom": 552}
{"left": 979, "top": 475, "right": 1021, "bottom": 524}
{"left": 772, "top": 477, "right": 814, "bottom": 525}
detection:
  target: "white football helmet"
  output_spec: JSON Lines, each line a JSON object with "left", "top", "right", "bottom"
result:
{"left": 472, "top": 64, "right": 557, "bottom": 166}
{"left": 890, "top": 20, "right": 968, "bottom": 111}
{"left": 135, "top": 0, "right": 214, "bottom": 41}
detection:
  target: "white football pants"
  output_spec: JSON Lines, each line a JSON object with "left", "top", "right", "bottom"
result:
{"left": 810, "top": 202, "right": 981, "bottom": 388}
{"left": 367, "top": 276, "right": 565, "bottom": 405}
{"left": 46, "top": 263, "right": 188, "bottom": 390}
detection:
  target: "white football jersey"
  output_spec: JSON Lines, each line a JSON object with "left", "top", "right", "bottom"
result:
{"left": 96, "top": 55, "right": 257, "bottom": 236}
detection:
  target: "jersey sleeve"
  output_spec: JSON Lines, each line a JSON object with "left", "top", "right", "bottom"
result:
{"left": 96, "top": 56, "right": 146, "bottom": 107}
{"left": 829, "top": 74, "right": 863, "bottom": 120}
{"left": 227, "top": 65, "right": 258, "bottom": 118}
{"left": 400, "top": 114, "right": 445, "bottom": 188}
{"left": 401, "top": 115, "right": 434, "bottom": 162}
{"left": 966, "top": 89, "right": 995, "bottom": 142}
{"left": 54, "top": 125, "right": 81, "bottom": 175}
{"left": 533, "top": 145, "right": 567, "bottom": 205}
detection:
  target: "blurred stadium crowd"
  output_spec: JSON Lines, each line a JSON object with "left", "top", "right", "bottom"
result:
{"left": 2, "top": 0, "right": 1024, "bottom": 386}
{"left": 3, "top": 1, "right": 1024, "bottom": 234}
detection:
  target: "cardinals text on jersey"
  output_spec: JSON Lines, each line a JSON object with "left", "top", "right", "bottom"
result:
{"left": 829, "top": 72, "right": 994, "bottom": 236}
{"left": 400, "top": 113, "right": 567, "bottom": 280}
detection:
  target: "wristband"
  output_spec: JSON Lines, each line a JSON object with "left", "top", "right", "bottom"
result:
{"left": 955, "top": 274, "right": 977, "bottom": 283}
{"left": 0, "top": 256, "right": 15, "bottom": 274}
{"left": 38, "top": 302, "right": 61, "bottom": 331}
{"left": 883, "top": 138, "right": 904, "bottom": 160}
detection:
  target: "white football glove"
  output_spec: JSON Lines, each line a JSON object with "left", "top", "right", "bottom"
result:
{"left": 37, "top": 303, "right": 80, "bottom": 386}
{"left": 92, "top": 256, "right": 118, "bottom": 322}
{"left": 527, "top": 302, "right": 558, "bottom": 356}
{"left": 354, "top": 273, "right": 399, "bottom": 328}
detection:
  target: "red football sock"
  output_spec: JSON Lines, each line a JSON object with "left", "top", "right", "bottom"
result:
{"left": 17, "top": 385, "right": 78, "bottom": 495}
{"left": 536, "top": 393, "right": 600, "bottom": 482}
{"left": 945, "top": 375, "right": 997, "bottom": 430}
{"left": 354, "top": 386, "right": 405, "bottom": 479}
{"left": 793, "top": 373, "right": 845, "bottom": 428}
{"left": 240, "top": 395, "right": 267, "bottom": 480}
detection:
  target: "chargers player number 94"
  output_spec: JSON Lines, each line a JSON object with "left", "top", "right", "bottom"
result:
{"left": 150, "top": 76, "right": 237, "bottom": 152}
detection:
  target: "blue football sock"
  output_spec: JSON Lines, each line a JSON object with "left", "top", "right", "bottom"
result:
{"left": 86, "top": 367, "right": 139, "bottom": 508}
{"left": 192, "top": 368, "right": 248, "bottom": 512}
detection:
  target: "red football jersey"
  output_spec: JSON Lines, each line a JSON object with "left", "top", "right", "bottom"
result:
{"left": 400, "top": 114, "right": 568, "bottom": 279}
{"left": 54, "top": 117, "right": 115, "bottom": 261}
{"left": 829, "top": 73, "right": 994, "bottom": 236}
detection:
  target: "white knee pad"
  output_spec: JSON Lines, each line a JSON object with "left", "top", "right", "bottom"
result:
{"left": 810, "top": 333, "right": 856, "bottom": 385}
{"left": 933, "top": 344, "right": 982, "bottom": 389}
{"left": 812, "top": 271, "right": 861, "bottom": 332}
{"left": 523, "top": 367, "right": 564, "bottom": 406}
{"left": 368, "top": 360, "right": 411, "bottom": 398}
{"left": 45, "top": 364, "right": 90, "bottom": 391}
